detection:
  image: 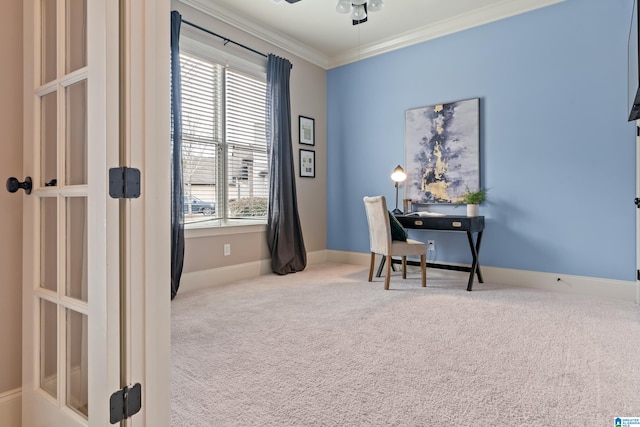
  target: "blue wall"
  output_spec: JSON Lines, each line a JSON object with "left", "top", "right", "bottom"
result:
{"left": 327, "top": 0, "right": 637, "bottom": 281}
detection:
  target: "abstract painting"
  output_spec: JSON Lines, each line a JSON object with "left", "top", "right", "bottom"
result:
{"left": 404, "top": 98, "right": 480, "bottom": 204}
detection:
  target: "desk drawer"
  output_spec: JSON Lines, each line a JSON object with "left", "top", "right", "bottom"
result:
{"left": 396, "top": 215, "right": 484, "bottom": 232}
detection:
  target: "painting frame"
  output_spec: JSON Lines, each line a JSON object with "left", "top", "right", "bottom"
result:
{"left": 299, "top": 115, "right": 315, "bottom": 146}
{"left": 404, "top": 98, "right": 480, "bottom": 204}
{"left": 299, "top": 149, "right": 315, "bottom": 178}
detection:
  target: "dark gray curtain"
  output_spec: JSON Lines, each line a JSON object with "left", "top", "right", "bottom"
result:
{"left": 266, "top": 54, "right": 307, "bottom": 275}
{"left": 171, "top": 11, "right": 185, "bottom": 299}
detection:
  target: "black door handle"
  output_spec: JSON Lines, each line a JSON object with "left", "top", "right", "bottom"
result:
{"left": 6, "top": 176, "right": 32, "bottom": 194}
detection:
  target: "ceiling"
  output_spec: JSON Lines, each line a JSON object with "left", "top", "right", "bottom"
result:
{"left": 179, "top": 0, "right": 564, "bottom": 69}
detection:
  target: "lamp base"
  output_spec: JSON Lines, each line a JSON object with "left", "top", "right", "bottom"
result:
{"left": 391, "top": 208, "right": 403, "bottom": 215}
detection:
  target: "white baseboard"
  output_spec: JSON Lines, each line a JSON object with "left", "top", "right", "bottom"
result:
{"left": 180, "top": 249, "right": 638, "bottom": 303}
{"left": 327, "top": 249, "right": 370, "bottom": 266}
{"left": 180, "top": 258, "right": 272, "bottom": 294}
{"left": 179, "top": 250, "right": 330, "bottom": 294}
{"left": 481, "top": 265, "right": 638, "bottom": 303}
{"left": 326, "top": 250, "right": 639, "bottom": 303}
{"left": 0, "top": 388, "right": 21, "bottom": 427}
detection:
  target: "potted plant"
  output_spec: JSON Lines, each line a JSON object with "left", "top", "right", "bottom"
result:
{"left": 456, "top": 187, "right": 488, "bottom": 217}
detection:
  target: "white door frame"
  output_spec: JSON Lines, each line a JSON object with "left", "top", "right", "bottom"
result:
{"left": 636, "top": 121, "right": 640, "bottom": 305}
{"left": 119, "top": 1, "right": 171, "bottom": 425}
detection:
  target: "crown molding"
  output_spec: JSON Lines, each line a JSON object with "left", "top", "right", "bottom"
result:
{"left": 328, "top": 0, "right": 565, "bottom": 68}
{"left": 179, "top": 0, "right": 565, "bottom": 70}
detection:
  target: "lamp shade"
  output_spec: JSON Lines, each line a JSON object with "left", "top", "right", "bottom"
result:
{"left": 351, "top": 4, "right": 367, "bottom": 21}
{"left": 335, "top": 0, "right": 351, "bottom": 13}
{"left": 368, "top": 0, "right": 384, "bottom": 11}
{"left": 390, "top": 165, "right": 407, "bottom": 182}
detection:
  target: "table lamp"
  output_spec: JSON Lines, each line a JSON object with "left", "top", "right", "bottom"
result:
{"left": 390, "top": 165, "right": 406, "bottom": 214}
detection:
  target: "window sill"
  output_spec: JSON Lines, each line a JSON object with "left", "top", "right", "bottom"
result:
{"left": 184, "top": 219, "right": 267, "bottom": 239}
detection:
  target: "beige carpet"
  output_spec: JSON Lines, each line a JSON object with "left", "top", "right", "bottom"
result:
{"left": 171, "top": 263, "right": 640, "bottom": 426}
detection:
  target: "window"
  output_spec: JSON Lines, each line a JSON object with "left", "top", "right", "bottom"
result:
{"left": 179, "top": 50, "right": 268, "bottom": 226}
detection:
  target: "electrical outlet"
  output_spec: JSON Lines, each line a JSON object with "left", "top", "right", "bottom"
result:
{"left": 223, "top": 243, "right": 231, "bottom": 256}
{"left": 427, "top": 240, "right": 435, "bottom": 251}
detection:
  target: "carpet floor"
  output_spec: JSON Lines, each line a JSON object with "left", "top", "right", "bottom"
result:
{"left": 171, "top": 263, "right": 640, "bottom": 426}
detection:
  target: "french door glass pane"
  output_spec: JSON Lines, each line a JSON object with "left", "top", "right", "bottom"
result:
{"left": 65, "top": 80, "right": 87, "bottom": 185}
{"left": 40, "top": 197, "right": 58, "bottom": 292}
{"left": 65, "top": 0, "right": 87, "bottom": 74}
{"left": 66, "top": 197, "right": 87, "bottom": 301}
{"left": 66, "top": 309, "right": 88, "bottom": 418}
{"left": 41, "top": 0, "right": 57, "bottom": 84}
{"left": 40, "top": 299, "right": 58, "bottom": 398}
{"left": 41, "top": 92, "right": 58, "bottom": 188}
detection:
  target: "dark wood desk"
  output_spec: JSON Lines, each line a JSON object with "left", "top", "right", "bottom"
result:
{"left": 376, "top": 215, "right": 484, "bottom": 291}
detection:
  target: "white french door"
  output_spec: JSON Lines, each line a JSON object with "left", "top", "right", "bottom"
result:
{"left": 22, "top": 0, "right": 171, "bottom": 425}
{"left": 22, "top": 0, "right": 120, "bottom": 425}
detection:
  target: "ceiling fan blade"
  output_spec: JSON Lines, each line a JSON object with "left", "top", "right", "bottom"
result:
{"left": 285, "top": 0, "right": 302, "bottom": 3}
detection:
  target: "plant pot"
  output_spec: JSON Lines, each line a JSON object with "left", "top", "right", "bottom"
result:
{"left": 466, "top": 204, "right": 479, "bottom": 217}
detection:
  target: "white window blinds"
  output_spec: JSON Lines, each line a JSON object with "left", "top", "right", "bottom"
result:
{"left": 180, "top": 51, "right": 268, "bottom": 223}
{"left": 226, "top": 69, "right": 268, "bottom": 218}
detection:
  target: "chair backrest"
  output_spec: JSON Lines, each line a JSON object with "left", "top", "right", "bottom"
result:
{"left": 363, "top": 196, "right": 392, "bottom": 255}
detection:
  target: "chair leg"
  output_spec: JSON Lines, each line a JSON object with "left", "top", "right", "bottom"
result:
{"left": 421, "top": 254, "right": 426, "bottom": 287}
{"left": 384, "top": 255, "right": 391, "bottom": 290}
{"left": 368, "top": 252, "right": 375, "bottom": 282}
{"left": 402, "top": 256, "right": 407, "bottom": 279}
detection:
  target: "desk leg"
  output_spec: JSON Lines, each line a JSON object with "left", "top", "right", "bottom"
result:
{"left": 376, "top": 256, "right": 397, "bottom": 278}
{"left": 376, "top": 256, "right": 386, "bottom": 278}
{"left": 465, "top": 230, "right": 484, "bottom": 291}
{"left": 474, "top": 231, "right": 484, "bottom": 283}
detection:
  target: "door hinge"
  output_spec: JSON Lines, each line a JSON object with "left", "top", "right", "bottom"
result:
{"left": 637, "top": 270, "right": 640, "bottom": 281}
{"left": 109, "top": 167, "right": 141, "bottom": 199}
{"left": 110, "top": 383, "right": 142, "bottom": 424}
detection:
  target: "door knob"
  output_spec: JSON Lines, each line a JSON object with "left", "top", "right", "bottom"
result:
{"left": 6, "top": 176, "right": 32, "bottom": 194}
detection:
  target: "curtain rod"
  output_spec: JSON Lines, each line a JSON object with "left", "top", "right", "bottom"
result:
{"left": 182, "top": 19, "right": 268, "bottom": 59}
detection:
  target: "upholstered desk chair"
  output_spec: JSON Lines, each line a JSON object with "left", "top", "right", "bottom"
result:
{"left": 363, "top": 196, "right": 427, "bottom": 290}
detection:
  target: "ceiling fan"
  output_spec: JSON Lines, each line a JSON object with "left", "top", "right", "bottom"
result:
{"left": 279, "top": 0, "right": 384, "bottom": 25}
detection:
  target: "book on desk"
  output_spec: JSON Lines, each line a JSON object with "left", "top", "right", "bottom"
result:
{"left": 404, "top": 211, "right": 446, "bottom": 217}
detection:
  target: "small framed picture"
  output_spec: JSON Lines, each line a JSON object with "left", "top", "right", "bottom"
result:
{"left": 299, "top": 149, "right": 315, "bottom": 178}
{"left": 299, "top": 116, "right": 315, "bottom": 146}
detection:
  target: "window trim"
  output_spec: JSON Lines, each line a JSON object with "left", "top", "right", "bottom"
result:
{"left": 185, "top": 221, "right": 267, "bottom": 239}
{"left": 180, "top": 34, "right": 267, "bottom": 81}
